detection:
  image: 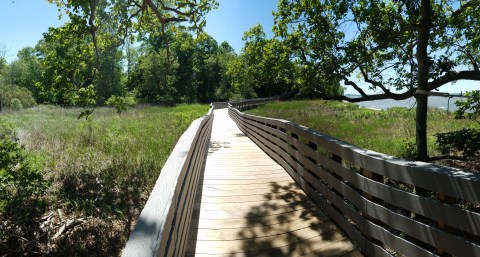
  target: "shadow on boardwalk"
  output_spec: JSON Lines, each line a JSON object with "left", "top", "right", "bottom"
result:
{"left": 228, "top": 181, "right": 359, "bottom": 257}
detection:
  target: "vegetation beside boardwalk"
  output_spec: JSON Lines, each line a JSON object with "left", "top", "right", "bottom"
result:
{"left": 0, "top": 104, "right": 209, "bottom": 256}
{"left": 246, "top": 100, "right": 480, "bottom": 172}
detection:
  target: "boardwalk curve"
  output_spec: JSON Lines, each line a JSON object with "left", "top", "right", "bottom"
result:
{"left": 186, "top": 109, "right": 362, "bottom": 257}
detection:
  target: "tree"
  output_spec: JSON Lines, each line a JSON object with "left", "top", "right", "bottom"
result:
{"left": 134, "top": 48, "right": 179, "bottom": 105}
{"left": 5, "top": 47, "right": 43, "bottom": 99}
{"left": 47, "top": 0, "right": 218, "bottom": 104}
{"left": 214, "top": 41, "right": 236, "bottom": 101}
{"left": 275, "top": 0, "right": 480, "bottom": 161}
{"left": 228, "top": 24, "right": 296, "bottom": 99}
{"left": 193, "top": 33, "right": 221, "bottom": 103}
{"left": 35, "top": 25, "right": 96, "bottom": 105}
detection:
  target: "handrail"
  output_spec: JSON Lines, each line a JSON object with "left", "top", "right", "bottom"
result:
{"left": 122, "top": 107, "right": 214, "bottom": 257}
{"left": 228, "top": 101, "right": 480, "bottom": 257}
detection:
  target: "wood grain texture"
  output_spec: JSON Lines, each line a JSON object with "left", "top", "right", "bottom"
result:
{"left": 187, "top": 109, "right": 362, "bottom": 257}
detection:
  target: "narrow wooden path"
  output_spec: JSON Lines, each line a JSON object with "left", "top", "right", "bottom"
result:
{"left": 186, "top": 109, "right": 362, "bottom": 257}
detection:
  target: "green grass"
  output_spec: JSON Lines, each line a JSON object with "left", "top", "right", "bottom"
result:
{"left": 0, "top": 104, "right": 209, "bottom": 256}
{"left": 246, "top": 100, "right": 479, "bottom": 159}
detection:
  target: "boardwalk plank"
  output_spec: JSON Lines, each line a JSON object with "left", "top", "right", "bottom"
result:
{"left": 187, "top": 109, "right": 363, "bottom": 257}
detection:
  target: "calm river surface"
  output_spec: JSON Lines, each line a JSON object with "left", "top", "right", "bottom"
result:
{"left": 350, "top": 96, "right": 466, "bottom": 111}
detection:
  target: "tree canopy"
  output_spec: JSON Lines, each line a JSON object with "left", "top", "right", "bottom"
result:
{"left": 274, "top": 0, "right": 480, "bottom": 160}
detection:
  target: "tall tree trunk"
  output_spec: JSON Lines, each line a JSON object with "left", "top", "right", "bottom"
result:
{"left": 415, "top": 0, "right": 432, "bottom": 161}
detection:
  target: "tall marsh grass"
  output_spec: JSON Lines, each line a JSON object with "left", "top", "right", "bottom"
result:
{"left": 247, "top": 100, "right": 480, "bottom": 160}
{"left": 0, "top": 104, "right": 209, "bottom": 256}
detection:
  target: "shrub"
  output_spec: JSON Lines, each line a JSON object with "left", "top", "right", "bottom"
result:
{"left": 0, "top": 85, "right": 36, "bottom": 108}
{"left": 435, "top": 128, "right": 480, "bottom": 157}
{"left": 0, "top": 137, "right": 47, "bottom": 254}
{"left": 0, "top": 117, "right": 14, "bottom": 138}
{"left": 10, "top": 98, "right": 23, "bottom": 110}
{"left": 106, "top": 94, "right": 137, "bottom": 113}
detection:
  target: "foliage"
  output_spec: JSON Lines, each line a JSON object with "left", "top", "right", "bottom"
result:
{"left": 128, "top": 28, "right": 236, "bottom": 105}
{"left": 455, "top": 91, "right": 480, "bottom": 123}
{"left": 105, "top": 94, "right": 137, "bottom": 113}
{"left": 273, "top": 0, "right": 480, "bottom": 160}
{"left": 228, "top": 24, "right": 298, "bottom": 99}
{"left": 42, "top": 0, "right": 218, "bottom": 107}
{"left": 9, "top": 98, "right": 23, "bottom": 110}
{"left": 0, "top": 85, "right": 36, "bottom": 108}
{"left": 130, "top": 48, "right": 178, "bottom": 105}
{"left": 0, "top": 138, "right": 46, "bottom": 211}
{"left": 0, "top": 136, "right": 47, "bottom": 255}
{"left": 435, "top": 128, "right": 480, "bottom": 157}
{"left": 4, "top": 47, "right": 43, "bottom": 99}
{"left": 35, "top": 24, "right": 96, "bottom": 105}
{"left": 274, "top": 0, "right": 480, "bottom": 96}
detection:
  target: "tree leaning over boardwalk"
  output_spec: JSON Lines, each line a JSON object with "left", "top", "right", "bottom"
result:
{"left": 274, "top": 0, "right": 480, "bottom": 161}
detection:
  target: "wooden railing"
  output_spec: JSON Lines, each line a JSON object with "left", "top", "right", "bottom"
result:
{"left": 212, "top": 97, "right": 278, "bottom": 110}
{"left": 229, "top": 102, "right": 480, "bottom": 257}
{"left": 211, "top": 102, "right": 229, "bottom": 109}
{"left": 122, "top": 107, "right": 213, "bottom": 257}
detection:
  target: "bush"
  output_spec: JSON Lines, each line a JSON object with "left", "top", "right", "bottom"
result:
{"left": 106, "top": 94, "right": 137, "bottom": 113}
{"left": 0, "top": 137, "right": 47, "bottom": 254}
{"left": 10, "top": 98, "right": 23, "bottom": 110}
{"left": 0, "top": 85, "right": 36, "bottom": 108}
{"left": 0, "top": 117, "right": 14, "bottom": 138}
{"left": 435, "top": 128, "right": 480, "bottom": 157}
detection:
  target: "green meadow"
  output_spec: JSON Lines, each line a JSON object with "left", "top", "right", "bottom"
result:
{"left": 0, "top": 104, "right": 209, "bottom": 256}
{"left": 246, "top": 100, "right": 479, "bottom": 160}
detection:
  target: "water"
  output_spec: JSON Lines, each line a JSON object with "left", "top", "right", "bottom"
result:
{"left": 346, "top": 95, "right": 467, "bottom": 111}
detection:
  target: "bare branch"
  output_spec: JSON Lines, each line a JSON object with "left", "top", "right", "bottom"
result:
{"left": 427, "top": 70, "right": 480, "bottom": 90}
{"left": 343, "top": 77, "right": 368, "bottom": 97}
{"left": 335, "top": 87, "right": 416, "bottom": 102}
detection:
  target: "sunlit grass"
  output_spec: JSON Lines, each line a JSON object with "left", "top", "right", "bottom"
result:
{"left": 1, "top": 104, "right": 209, "bottom": 256}
{"left": 246, "top": 100, "right": 479, "bottom": 159}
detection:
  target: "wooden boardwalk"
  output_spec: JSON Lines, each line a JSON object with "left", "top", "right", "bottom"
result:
{"left": 186, "top": 109, "right": 362, "bottom": 257}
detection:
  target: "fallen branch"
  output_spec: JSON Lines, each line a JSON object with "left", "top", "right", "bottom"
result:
{"left": 52, "top": 218, "right": 86, "bottom": 240}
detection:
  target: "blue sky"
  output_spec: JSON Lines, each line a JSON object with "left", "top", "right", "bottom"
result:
{"left": 0, "top": 0, "right": 475, "bottom": 93}
{"left": 0, "top": 0, "right": 277, "bottom": 62}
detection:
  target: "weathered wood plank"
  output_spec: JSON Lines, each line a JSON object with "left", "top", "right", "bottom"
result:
{"left": 188, "top": 109, "right": 362, "bottom": 257}
{"left": 187, "top": 229, "right": 347, "bottom": 255}
{"left": 190, "top": 207, "right": 329, "bottom": 229}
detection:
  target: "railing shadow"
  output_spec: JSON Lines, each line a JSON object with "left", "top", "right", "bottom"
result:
{"left": 228, "top": 182, "right": 356, "bottom": 257}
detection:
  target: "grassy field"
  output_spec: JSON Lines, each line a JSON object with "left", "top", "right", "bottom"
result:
{"left": 246, "top": 100, "right": 479, "bottom": 161}
{"left": 0, "top": 104, "right": 209, "bottom": 256}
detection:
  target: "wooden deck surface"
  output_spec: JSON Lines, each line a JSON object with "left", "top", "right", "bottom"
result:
{"left": 186, "top": 109, "right": 363, "bottom": 257}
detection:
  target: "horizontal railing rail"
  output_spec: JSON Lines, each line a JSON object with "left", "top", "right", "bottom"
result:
{"left": 228, "top": 101, "right": 480, "bottom": 257}
{"left": 211, "top": 102, "right": 229, "bottom": 110}
{"left": 122, "top": 107, "right": 214, "bottom": 257}
{"left": 229, "top": 97, "right": 278, "bottom": 111}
